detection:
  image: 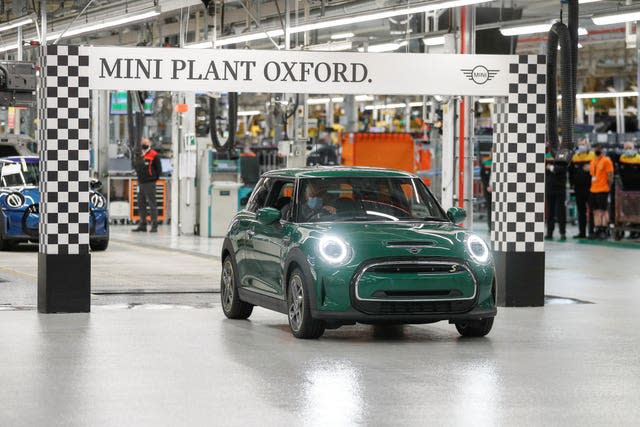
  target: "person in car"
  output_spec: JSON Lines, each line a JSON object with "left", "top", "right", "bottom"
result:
{"left": 300, "top": 181, "right": 336, "bottom": 221}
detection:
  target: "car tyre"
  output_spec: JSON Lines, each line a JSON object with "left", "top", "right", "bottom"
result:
{"left": 221, "top": 256, "right": 253, "bottom": 319}
{"left": 90, "top": 238, "right": 109, "bottom": 251}
{"left": 287, "top": 268, "right": 325, "bottom": 339}
{"left": 455, "top": 317, "right": 494, "bottom": 337}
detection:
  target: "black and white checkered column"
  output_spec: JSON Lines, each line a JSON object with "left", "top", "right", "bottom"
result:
{"left": 37, "top": 45, "right": 92, "bottom": 313}
{"left": 491, "top": 55, "right": 547, "bottom": 307}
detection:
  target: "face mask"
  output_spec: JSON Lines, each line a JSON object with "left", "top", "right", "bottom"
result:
{"left": 307, "top": 197, "right": 322, "bottom": 210}
{"left": 624, "top": 149, "right": 637, "bottom": 157}
{"left": 142, "top": 145, "right": 150, "bottom": 152}
{"left": 577, "top": 145, "right": 587, "bottom": 153}
{"left": 595, "top": 150, "right": 602, "bottom": 156}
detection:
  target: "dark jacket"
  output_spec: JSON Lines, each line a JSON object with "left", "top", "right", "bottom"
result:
{"left": 136, "top": 149, "right": 162, "bottom": 183}
{"left": 545, "top": 153, "right": 568, "bottom": 194}
{"left": 569, "top": 151, "right": 595, "bottom": 194}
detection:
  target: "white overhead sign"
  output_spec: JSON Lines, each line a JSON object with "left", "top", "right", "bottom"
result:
{"left": 87, "top": 46, "right": 515, "bottom": 96}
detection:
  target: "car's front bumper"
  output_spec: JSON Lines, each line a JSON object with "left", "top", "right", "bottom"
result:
{"left": 311, "top": 305, "right": 497, "bottom": 325}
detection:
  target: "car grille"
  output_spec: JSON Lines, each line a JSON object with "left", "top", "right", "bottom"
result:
{"left": 350, "top": 257, "right": 477, "bottom": 315}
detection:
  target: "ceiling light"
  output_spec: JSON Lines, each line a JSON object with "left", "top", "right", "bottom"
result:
{"left": 307, "top": 98, "right": 330, "bottom": 105}
{"left": 592, "top": 8, "right": 640, "bottom": 25}
{"left": 500, "top": 23, "right": 552, "bottom": 36}
{"left": 358, "top": 41, "right": 407, "bottom": 53}
{"left": 290, "top": 0, "right": 492, "bottom": 34}
{"left": 423, "top": 35, "right": 446, "bottom": 46}
{"left": 364, "top": 103, "right": 407, "bottom": 110}
{"left": 500, "top": 22, "right": 588, "bottom": 36}
{"left": 306, "top": 41, "right": 353, "bottom": 51}
{"left": 0, "top": 43, "right": 18, "bottom": 53}
{"left": 355, "top": 95, "right": 374, "bottom": 102}
{"left": 478, "top": 98, "right": 495, "bottom": 103}
{"left": 408, "top": 102, "right": 424, "bottom": 107}
{"left": 214, "top": 29, "right": 284, "bottom": 47}
{"left": 579, "top": 0, "right": 602, "bottom": 3}
{"left": 0, "top": 17, "right": 33, "bottom": 32}
{"left": 238, "top": 110, "right": 262, "bottom": 116}
{"left": 184, "top": 40, "right": 213, "bottom": 49}
{"left": 51, "top": 10, "right": 160, "bottom": 40}
{"left": 330, "top": 32, "right": 354, "bottom": 40}
{"left": 576, "top": 91, "right": 638, "bottom": 99}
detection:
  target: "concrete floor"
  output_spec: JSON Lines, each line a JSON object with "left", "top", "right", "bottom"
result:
{"left": 0, "top": 224, "right": 639, "bottom": 426}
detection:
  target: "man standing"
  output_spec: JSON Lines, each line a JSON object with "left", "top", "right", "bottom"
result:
{"left": 569, "top": 138, "right": 595, "bottom": 238}
{"left": 589, "top": 144, "right": 614, "bottom": 239}
{"left": 545, "top": 147, "right": 568, "bottom": 241}
{"left": 132, "top": 137, "right": 162, "bottom": 232}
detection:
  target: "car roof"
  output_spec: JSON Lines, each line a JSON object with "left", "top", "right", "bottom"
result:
{"left": 262, "top": 166, "right": 417, "bottom": 179}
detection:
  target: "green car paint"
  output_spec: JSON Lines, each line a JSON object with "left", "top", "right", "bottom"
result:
{"left": 222, "top": 167, "right": 496, "bottom": 336}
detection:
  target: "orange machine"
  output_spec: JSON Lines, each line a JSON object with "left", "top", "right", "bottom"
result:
{"left": 341, "top": 132, "right": 433, "bottom": 184}
{"left": 342, "top": 132, "right": 416, "bottom": 172}
{"left": 130, "top": 178, "right": 168, "bottom": 223}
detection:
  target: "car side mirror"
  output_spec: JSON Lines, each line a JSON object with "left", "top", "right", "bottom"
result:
{"left": 447, "top": 207, "right": 466, "bottom": 223}
{"left": 256, "top": 207, "right": 281, "bottom": 225}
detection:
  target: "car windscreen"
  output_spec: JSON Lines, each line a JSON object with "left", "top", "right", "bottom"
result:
{"left": 296, "top": 177, "right": 447, "bottom": 223}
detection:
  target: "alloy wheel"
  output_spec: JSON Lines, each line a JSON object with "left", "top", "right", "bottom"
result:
{"left": 222, "top": 259, "right": 234, "bottom": 312}
{"left": 288, "top": 275, "right": 304, "bottom": 332}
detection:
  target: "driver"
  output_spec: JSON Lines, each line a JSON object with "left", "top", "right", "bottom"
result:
{"left": 301, "top": 180, "right": 336, "bottom": 221}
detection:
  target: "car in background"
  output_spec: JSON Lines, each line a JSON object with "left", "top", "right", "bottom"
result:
{"left": 220, "top": 167, "right": 496, "bottom": 339}
{"left": 0, "top": 156, "right": 109, "bottom": 251}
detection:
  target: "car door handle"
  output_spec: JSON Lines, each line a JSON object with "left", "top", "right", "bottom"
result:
{"left": 248, "top": 230, "right": 255, "bottom": 238}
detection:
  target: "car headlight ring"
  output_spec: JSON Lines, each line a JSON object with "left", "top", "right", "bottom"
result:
{"left": 318, "top": 236, "right": 349, "bottom": 265}
{"left": 466, "top": 234, "right": 490, "bottom": 264}
{"left": 5, "top": 192, "right": 25, "bottom": 209}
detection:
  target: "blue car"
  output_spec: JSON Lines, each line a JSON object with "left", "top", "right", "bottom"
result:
{"left": 0, "top": 156, "right": 109, "bottom": 251}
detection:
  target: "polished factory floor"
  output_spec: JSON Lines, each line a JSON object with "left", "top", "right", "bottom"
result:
{"left": 0, "top": 225, "right": 639, "bottom": 426}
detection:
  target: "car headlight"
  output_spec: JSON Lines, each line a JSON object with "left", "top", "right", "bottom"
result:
{"left": 466, "top": 234, "right": 490, "bottom": 264}
{"left": 5, "top": 192, "right": 25, "bottom": 209}
{"left": 318, "top": 236, "right": 349, "bottom": 265}
{"left": 90, "top": 192, "right": 105, "bottom": 209}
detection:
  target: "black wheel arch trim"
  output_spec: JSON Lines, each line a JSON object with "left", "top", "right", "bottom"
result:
{"left": 283, "top": 248, "right": 319, "bottom": 311}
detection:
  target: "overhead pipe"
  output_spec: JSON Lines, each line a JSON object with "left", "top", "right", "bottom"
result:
{"left": 546, "top": 0, "right": 578, "bottom": 162}
{"left": 546, "top": 21, "right": 573, "bottom": 160}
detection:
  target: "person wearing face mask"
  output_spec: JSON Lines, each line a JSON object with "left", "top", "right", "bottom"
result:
{"left": 132, "top": 137, "right": 162, "bottom": 232}
{"left": 569, "top": 138, "right": 595, "bottom": 238}
{"left": 300, "top": 180, "right": 336, "bottom": 221}
{"left": 589, "top": 144, "right": 614, "bottom": 239}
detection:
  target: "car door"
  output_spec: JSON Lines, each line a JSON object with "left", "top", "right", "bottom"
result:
{"left": 236, "top": 177, "right": 272, "bottom": 288}
{"left": 250, "top": 179, "right": 296, "bottom": 297}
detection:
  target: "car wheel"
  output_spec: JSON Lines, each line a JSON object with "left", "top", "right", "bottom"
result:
{"left": 455, "top": 317, "right": 494, "bottom": 337}
{"left": 287, "top": 268, "right": 325, "bottom": 339}
{"left": 221, "top": 256, "right": 253, "bottom": 319}
{"left": 90, "top": 239, "right": 109, "bottom": 251}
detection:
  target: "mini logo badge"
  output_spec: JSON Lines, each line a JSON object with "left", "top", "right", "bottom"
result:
{"left": 407, "top": 247, "right": 421, "bottom": 255}
{"left": 461, "top": 65, "right": 499, "bottom": 85}
{"left": 7, "top": 193, "right": 23, "bottom": 208}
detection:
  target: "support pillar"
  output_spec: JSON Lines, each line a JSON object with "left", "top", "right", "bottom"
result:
{"left": 491, "top": 55, "right": 547, "bottom": 307}
{"left": 37, "top": 45, "right": 92, "bottom": 313}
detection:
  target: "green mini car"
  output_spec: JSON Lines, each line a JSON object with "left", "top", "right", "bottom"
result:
{"left": 220, "top": 167, "right": 496, "bottom": 339}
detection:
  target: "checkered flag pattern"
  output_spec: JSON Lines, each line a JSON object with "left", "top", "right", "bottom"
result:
{"left": 37, "top": 45, "right": 91, "bottom": 255}
{"left": 491, "top": 55, "right": 547, "bottom": 253}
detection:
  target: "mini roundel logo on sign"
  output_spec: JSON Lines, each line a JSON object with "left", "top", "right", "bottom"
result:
{"left": 461, "top": 66, "right": 499, "bottom": 85}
